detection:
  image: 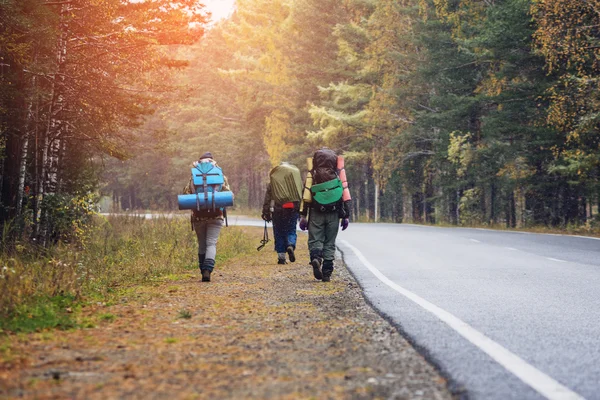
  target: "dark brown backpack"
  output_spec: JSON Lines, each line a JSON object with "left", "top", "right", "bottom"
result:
{"left": 312, "top": 148, "right": 338, "bottom": 184}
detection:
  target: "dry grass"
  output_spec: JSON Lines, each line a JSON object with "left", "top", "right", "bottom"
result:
{"left": 0, "top": 215, "right": 253, "bottom": 333}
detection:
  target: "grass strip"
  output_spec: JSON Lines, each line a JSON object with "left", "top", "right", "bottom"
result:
{"left": 0, "top": 216, "right": 253, "bottom": 333}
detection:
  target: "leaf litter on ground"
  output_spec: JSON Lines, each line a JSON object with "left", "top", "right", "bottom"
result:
{"left": 0, "top": 226, "right": 454, "bottom": 399}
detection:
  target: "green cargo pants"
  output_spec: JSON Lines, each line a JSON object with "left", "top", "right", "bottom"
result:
{"left": 307, "top": 207, "right": 340, "bottom": 262}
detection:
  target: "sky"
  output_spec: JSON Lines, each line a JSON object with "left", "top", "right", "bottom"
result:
{"left": 203, "top": 0, "right": 236, "bottom": 22}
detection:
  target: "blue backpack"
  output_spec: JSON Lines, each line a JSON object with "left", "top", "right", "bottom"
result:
{"left": 178, "top": 161, "right": 234, "bottom": 211}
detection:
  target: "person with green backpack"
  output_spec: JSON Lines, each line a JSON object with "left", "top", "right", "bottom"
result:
{"left": 299, "top": 148, "right": 351, "bottom": 282}
{"left": 261, "top": 162, "right": 303, "bottom": 264}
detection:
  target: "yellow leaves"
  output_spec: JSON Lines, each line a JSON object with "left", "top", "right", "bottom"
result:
{"left": 532, "top": 0, "right": 600, "bottom": 73}
{"left": 447, "top": 131, "right": 474, "bottom": 177}
{"left": 257, "top": 39, "right": 290, "bottom": 85}
{"left": 475, "top": 73, "right": 507, "bottom": 97}
{"left": 264, "top": 110, "right": 290, "bottom": 167}
{"left": 429, "top": 0, "right": 488, "bottom": 39}
{"left": 497, "top": 157, "right": 535, "bottom": 180}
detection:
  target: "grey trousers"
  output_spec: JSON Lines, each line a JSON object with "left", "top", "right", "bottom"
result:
{"left": 193, "top": 218, "right": 223, "bottom": 260}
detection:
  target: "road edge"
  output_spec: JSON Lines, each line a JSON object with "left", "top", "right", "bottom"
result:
{"left": 335, "top": 246, "right": 469, "bottom": 400}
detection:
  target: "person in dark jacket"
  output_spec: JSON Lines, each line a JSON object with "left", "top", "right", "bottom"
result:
{"left": 183, "top": 152, "right": 231, "bottom": 282}
{"left": 299, "top": 148, "right": 351, "bottom": 282}
{"left": 262, "top": 162, "right": 303, "bottom": 264}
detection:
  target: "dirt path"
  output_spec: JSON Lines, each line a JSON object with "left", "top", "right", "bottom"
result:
{"left": 1, "top": 228, "right": 454, "bottom": 399}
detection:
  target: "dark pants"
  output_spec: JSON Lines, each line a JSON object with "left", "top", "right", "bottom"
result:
{"left": 307, "top": 208, "right": 339, "bottom": 274}
{"left": 273, "top": 208, "right": 298, "bottom": 253}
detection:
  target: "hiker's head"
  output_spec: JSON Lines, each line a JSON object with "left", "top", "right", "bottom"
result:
{"left": 199, "top": 152, "right": 213, "bottom": 160}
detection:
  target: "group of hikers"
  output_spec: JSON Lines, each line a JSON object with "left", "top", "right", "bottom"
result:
{"left": 180, "top": 148, "right": 351, "bottom": 283}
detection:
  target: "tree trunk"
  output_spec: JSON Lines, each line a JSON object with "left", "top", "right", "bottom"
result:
{"left": 402, "top": 185, "right": 412, "bottom": 223}
{"left": 363, "top": 163, "right": 369, "bottom": 221}
{"left": 354, "top": 176, "right": 360, "bottom": 221}
{"left": 424, "top": 172, "right": 434, "bottom": 223}
{"left": 509, "top": 190, "right": 516, "bottom": 228}
{"left": 374, "top": 181, "right": 379, "bottom": 222}
{"left": 456, "top": 189, "right": 460, "bottom": 225}
{"left": 15, "top": 133, "right": 29, "bottom": 217}
{"left": 1, "top": 132, "right": 23, "bottom": 224}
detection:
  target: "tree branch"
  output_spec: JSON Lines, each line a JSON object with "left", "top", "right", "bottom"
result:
{"left": 43, "top": 1, "right": 73, "bottom": 5}
{"left": 213, "top": 114, "right": 243, "bottom": 122}
{"left": 418, "top": 103, "right": 438, "bottom": 113}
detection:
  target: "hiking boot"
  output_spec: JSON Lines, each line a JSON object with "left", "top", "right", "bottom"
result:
{"left": 277, "top": 258, "right": 287, "bottom": 265}
{"left": 311, "top": 258, "right": 323, "bottom": 280}
{"left": 286, "top": 246, "right": 296, "bottom": 263}
{"left": 201, "top": 269, "right": 211, "bottom": 282}
{"left": 277, "top": 253, "right": 287, "bottom": 265}
{"left": 322, "top": 260, "right": 334, "bottom": 282}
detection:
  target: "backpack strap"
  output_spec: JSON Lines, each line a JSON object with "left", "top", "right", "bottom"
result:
{"left": 196, "top": 163, "right": 216, "bottom": 210}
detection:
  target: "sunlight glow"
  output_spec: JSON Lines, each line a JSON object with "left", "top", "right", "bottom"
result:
{"left": 203, "top": 0, "right": 236, "bottom": 22}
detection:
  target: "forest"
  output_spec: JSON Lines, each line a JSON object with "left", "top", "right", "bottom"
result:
{"left": 2, "top": 0, "right": 600, "bottom": 246}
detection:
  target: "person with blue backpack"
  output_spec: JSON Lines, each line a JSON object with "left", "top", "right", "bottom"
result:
{"left": 299, "top": 148, "right": 351, "bottom": 282}
{"left": 181, "top": 152, "right": 233, "bottom": 282}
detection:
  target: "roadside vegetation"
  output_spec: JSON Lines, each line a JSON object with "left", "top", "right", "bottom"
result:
{"left": 0, "top": 216, "right": 253, "bottom": 334}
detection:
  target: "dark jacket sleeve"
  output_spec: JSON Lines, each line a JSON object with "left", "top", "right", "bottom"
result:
{"left": 339, "top": 200, "right": 351, "bottom": 219}
{"left": 262, "top": 183, "right": 272, "bottom": 214}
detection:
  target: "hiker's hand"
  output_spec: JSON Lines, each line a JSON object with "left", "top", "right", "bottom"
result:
{"left": 261, "top": 211, "right": 272, "bottom": 222}
{"left": 340, "top": 218, "right": 349, "bottom": 231}
{"left": 299, "top": 216, "right": 308, "bottom": 231}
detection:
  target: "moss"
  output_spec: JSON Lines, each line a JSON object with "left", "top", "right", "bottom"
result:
{"left": 0, "top": 294, "right": 79, "bottom": 334}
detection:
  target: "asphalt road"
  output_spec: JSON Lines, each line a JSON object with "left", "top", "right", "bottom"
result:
{"left": 337, "top": 223, "right": 600, "bottom": 400}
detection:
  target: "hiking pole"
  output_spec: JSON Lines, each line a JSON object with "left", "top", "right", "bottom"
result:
{"left": 257, "top": 220, "right": 270, "bottom": 251}
{"left": 224, "top": 208, "right": 229, "bottom": 227}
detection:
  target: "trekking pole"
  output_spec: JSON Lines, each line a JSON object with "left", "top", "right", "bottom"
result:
{"left": 257, "top": 220, "right": 269, "bottom": 251}
{"left": 224, "top": 208, "right": 228, "bottom": 227}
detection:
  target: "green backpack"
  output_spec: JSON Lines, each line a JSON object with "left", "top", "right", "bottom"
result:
{"left": 310, "top": 177, "right": 343, "bottom": 205}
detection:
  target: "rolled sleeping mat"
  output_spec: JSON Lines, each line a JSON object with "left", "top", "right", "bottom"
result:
{"left": 336, "top": 156, "right": 352, "bottom": 201}
{"left": 302, "top": 157, "right": 314, "bottom": 204}
{"left": 177, "top": 191, "right": 234, "bottom": 210}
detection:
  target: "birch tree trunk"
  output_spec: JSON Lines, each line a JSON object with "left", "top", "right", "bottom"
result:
{"left": 38, "top": 2, "right": 70, "bottom": 245}
{"left": 16, "top": 73, "right": 37, "bottom": 218}
{"left": 15, "top": 134, "right": 29, "bottom": 217}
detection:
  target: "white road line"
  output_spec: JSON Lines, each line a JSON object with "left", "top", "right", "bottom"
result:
{"left": 339, "top": 240, "right": 584, "bottom": 400}
{"left": 572, "top": 235, "right": 600, "bottom": 241}
{"left": 546, "top": 257, "right": 566, "bottom": 263}
{"left": 395, "top": 224, "right": 600, "bottom": 240}
{"left": 470, "top": 239, "right": 481, "bottom": 243}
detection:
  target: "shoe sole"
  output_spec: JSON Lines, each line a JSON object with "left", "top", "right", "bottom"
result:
{"left": 311, "top": 259, "right": 323, "bottom": 280}
{"left": 286, "top": 247, "right": 296, "bottom": 263}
